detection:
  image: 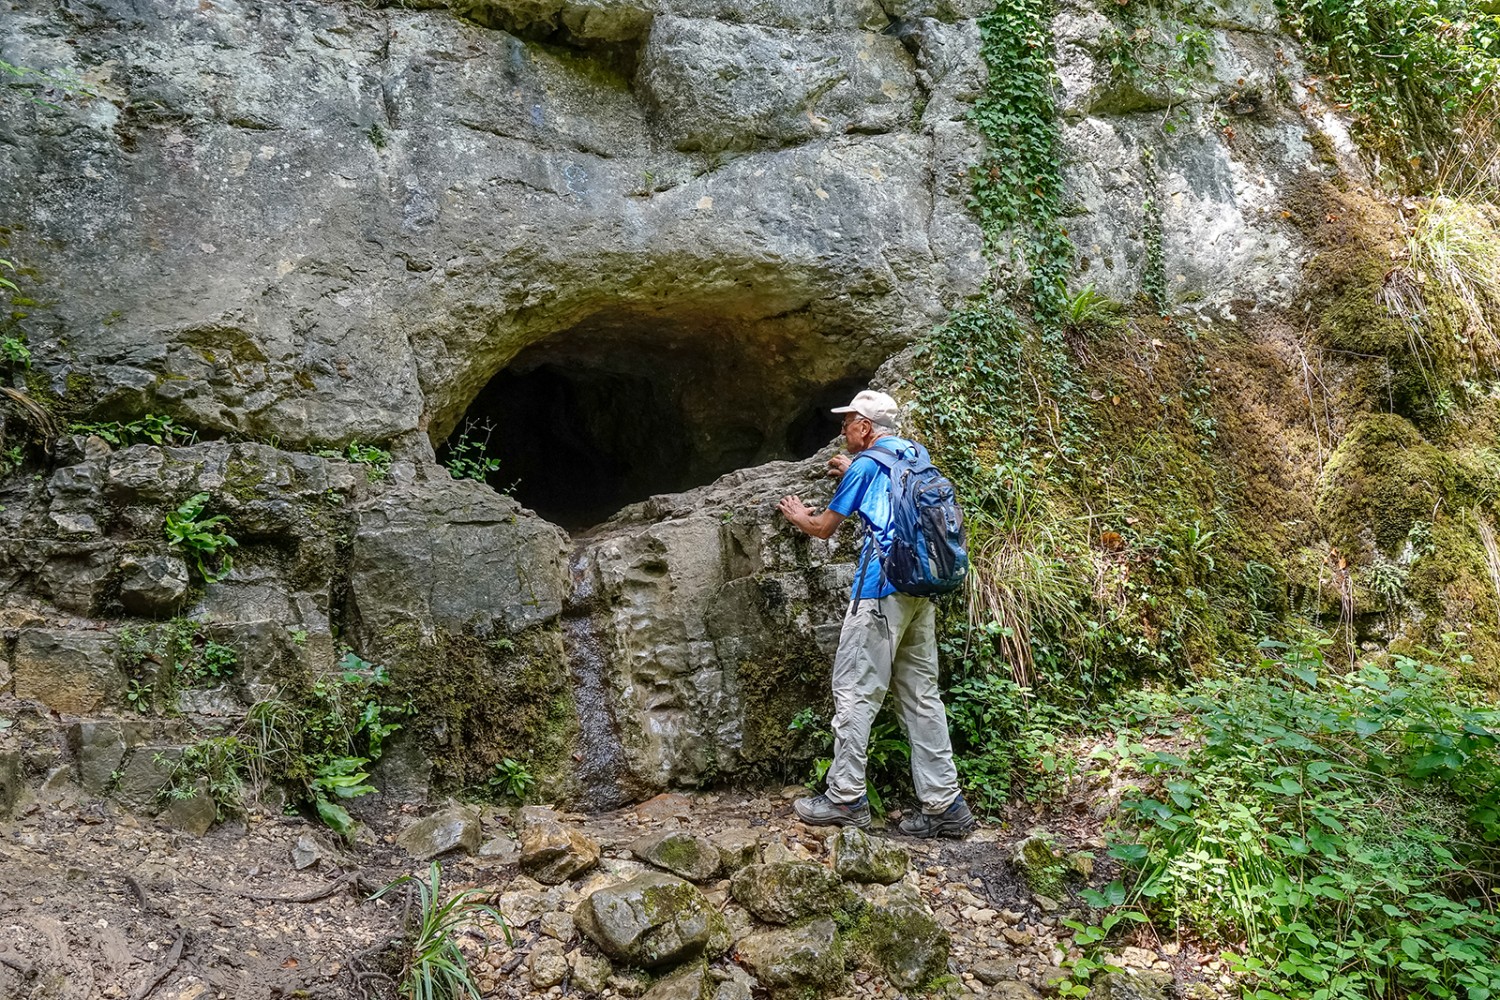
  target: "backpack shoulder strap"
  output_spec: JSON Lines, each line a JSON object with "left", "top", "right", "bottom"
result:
{"left": 857, "top": 447, "right": 898, "bottom": 472}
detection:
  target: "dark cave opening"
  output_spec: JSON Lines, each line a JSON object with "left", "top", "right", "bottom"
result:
{"left": 439, "top": 317, "right": 875, "bottom": 532}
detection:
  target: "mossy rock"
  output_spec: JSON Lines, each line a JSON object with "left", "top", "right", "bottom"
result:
{"left": 575, "top": 872, "right": 728, "bottom": 969}
{"left": 844, "top": 881, "right": 950, "bottom": 991}
{"left": 1012, "top": 833, "right": 1069, "bottom": 899}
{"left": 632, "top": 830, "right": 722, "bottom": 882}
{"left": 729, "top": 861, "right": 854, "bottom": 925}
{"left": 1316, "top": 414, "right": 1449, "bottom": 560}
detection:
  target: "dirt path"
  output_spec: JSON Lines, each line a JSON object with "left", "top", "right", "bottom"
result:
{"left": 0, "top": 788, "right": 1228, "bottom": 999}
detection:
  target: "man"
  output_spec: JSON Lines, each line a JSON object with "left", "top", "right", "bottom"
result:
{"left": 777, "top": 389, "right": 975, "bottom": 838}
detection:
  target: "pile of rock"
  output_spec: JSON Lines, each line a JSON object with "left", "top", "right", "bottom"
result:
{"left": 470, "top": 807, "right": 949, "bottom": 998}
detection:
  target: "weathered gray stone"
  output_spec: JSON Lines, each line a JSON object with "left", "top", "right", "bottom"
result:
{"left": 990, "top": 984, "right": 1044, "bottom": 1000}
{"left": 849, "top": 881, "right": 949, "bottom": 989}
{"left": 519, "top": 807, "right": 602, "bottom": 883}
{"left": 113, "top": 746, "right": 179, "bottom": 813}
{"left": 1088, "top": 971, "right": 1177, "bottom": 1000}
{"left": 0, "top": 749, "right": 23, "bottom": 819}
{"left": 479, "top": 834, "right": 521, "bottom": 862}
{"left": 575, "top": 872, "right": 728, "bottom": 968}
{"left": 829, "top": 827, "right": 908, "bottom": 884}
{"left": 972, "top": 961, "right": 1022, "bottom": 986}
{"left": 733, "top": 916, "right": 841, "bottom": 991}
{"left": 117, "top": 552, "right": 190, "bottom": 616}
{"left": 1013, "top": 833, "right": 1069, "bottom": 898}
{"left": 292, "top": 834, "right": 322, "bottom": 870}
{"left": 530, "top": 939, "right": 569, "bottom": 989}
{"left": 710, "top": 965, "right": 756, "bottom": 1000}
{"left": 569, "top": 949, "right": 614, "bottom": 994}
{"left": 709, "top": 828, "right": 761, "bottom": 873}
{"left": 67, "top": 721, "right": 128, "bottom": 795}
{"left": 13, "top": 630, "right": 123, "bottom": 715}
{"left": 631, "top": 830, "right": 722, "bottom": 882}
{"left": 729, "top": 861, "right": 851, "bottom": 924}
{"left": 540, "top": 911, "right": 576, "bottom": 942}
{"left": 637, "top": 18, "right": 915, "bottom": 153}
{"left": 161, "top": 782, "right": 217, "bottom": 836}
{"left": 642, "top": 961, "right": 709, "bottom": 1000}
{"left": 397, "top": 803, "right": 483, "bottom": 860}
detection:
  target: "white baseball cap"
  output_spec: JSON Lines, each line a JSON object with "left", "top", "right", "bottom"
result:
{"left": 831, "top": 389, "right": 899, "bottom": 428}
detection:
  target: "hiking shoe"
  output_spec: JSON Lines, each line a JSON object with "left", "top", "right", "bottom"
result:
{"left": 898, "top": 793, "right": 977, "bottom": 839}
{"left": 793, "top": 793, "right": 872, "bottom": 829}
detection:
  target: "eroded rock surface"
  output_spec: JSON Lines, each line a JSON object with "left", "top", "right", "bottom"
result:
{"left": 575, "top": 872, "right": 729, "bottom": 968}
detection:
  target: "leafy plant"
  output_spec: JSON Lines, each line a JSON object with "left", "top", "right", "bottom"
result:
{"left": 1063, "top": 284, "right": 1124, "bottom": 331}
{"left": 444, "top": 419, "right": 503, "bottom": 483}
{"left": 320, "top": 440, "right": 391, "bottom": 482}
{"left": 486, "top": 758, "right": 535, "bottom": 801}
{"left": 1101, "top": 638, "right": 1500, "bottom": 999}
{"left": 250, "top": 652, "right": 410, "bottom": 834}
{"left": 164, "top": 492, "right": 237, "bottom": 582}
{"left": 116, "top": 619, "right": 238, "bottom": 714}
{"left": 1282, "top": 0, "right": 1500, "bottom": 189}
{"left": 371, "top": 861, "right": 509, "bottom": 1000}
{"left": 70, "top": 414, "right": 189, "bottom": 447}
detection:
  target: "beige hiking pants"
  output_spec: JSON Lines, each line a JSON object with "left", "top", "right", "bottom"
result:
{"left": 825, "top": 593, "right": 961, "bottom": 814}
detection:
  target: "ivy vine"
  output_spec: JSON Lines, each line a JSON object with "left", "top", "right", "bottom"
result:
{"left": 969, "top": 0, "right": 1072, "bottom": 327}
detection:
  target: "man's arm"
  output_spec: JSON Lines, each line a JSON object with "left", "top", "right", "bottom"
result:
{"left": 778, "top": 495, "right": 845, "bottom": 540}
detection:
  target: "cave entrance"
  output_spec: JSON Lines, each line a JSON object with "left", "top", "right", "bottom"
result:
{"left": 440, "top": 312, "right": 875, "bottom": 532}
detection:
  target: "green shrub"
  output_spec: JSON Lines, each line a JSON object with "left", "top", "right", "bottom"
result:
{"left": 1102, "top": 637, "right": 1500, "bottom": 999}
{"left": 1280, "top": 0, "right": 1500, "bottom": 189}
{"left": 444, "top": 419, "right": 503, "bottom": 483}
{"left": 250, "top": 652, "right": 411, "bottom": 834}
{"left": 117, "top": 619, "right": 238, "bottom": 714}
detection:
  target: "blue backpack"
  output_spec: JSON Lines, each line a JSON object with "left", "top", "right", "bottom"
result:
{"left": 858, "top": 442, "right": 969, "bottom": 597}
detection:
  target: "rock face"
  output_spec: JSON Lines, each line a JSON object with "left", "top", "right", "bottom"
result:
{"left": 0, "top": 0, "right": 1414, "bottom": 810}
{"left": 575, "top": 872, "right": 729, "bottom": 968}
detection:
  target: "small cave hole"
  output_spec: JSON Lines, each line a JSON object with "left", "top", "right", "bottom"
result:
{"left": 439, "top": 315, "right": 875, "bottom": 532}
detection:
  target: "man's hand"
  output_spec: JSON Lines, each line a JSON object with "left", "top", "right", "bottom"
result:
{"left": 826, "top": 454, "right": 851, "bottom": 478}
{"left": 779, "top": 494, "right": 845, "bottom": 540}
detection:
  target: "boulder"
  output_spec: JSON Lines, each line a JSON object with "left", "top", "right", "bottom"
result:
{"left": 575, "top": 872, "right": 728, "bottom": 969}
{"left": 829, "top": 827, "right": 908, "bottom": 884}
{"left": 520, "top": 807, "right": 601, "bottom": 884}
{"left": 160, "top": 783, "right": 217, "bottom": 836}
{"left": 729, "top": 862, "right": 851, "bottom": 924}
{"left": 1013, "top": 833, "right": 1069, "bottom": 898}
{"left": 709, "top": 828, "right": 761, "bottom": 873}
{"left": 631, "top": 830, "right": 722, "bottom": 882}
{"left": 734, "top": 916, "right": 842, "bottom": 992}
{"left": 709, "top": 965, "right": 756, "bottom": 1000}
{"left": 848, "top": 881, "right": 950, "bottom": 990}
{"left": 396, "top": 803, "right": 482, "bottom": 860}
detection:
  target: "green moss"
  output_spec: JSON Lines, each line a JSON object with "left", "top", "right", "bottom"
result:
{"left": 384, "top": 623, "right": 577, "bottom": 791}
{"left": 1317, "top": 413, "right": 1450, "bottom": 560}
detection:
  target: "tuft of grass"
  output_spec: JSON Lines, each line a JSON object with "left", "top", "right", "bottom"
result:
{"left": 1405, "top": 195, "right": 1500, "bottom": 359}
{"left": 372, "top": 861, "right": 510, "bottom": 1000}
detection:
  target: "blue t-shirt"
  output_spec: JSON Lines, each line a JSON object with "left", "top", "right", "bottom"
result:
{"left": 827, "top": 436, "right": 912, "bottom": 600}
